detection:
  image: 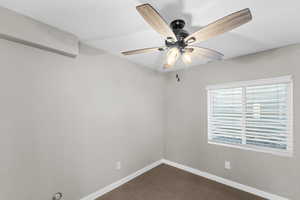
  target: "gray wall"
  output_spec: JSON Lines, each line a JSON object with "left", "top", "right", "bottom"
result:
{"left": 165, "top": 45, "right": 300, "bottom": 200}
{"left": 1, "top": 35, "right": 299, "bottom": 200}
{"left": 0, "top": 39, "right": 164, "bottom": 200}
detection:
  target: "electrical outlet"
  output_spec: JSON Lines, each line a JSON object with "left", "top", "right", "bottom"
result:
{"left": 225, "top": 161, "right": 231, "bottom": 170}
{"left": 116, "top": 161, "right": 121, "bottom": 170}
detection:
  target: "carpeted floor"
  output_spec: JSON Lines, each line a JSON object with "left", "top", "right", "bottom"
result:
{"left": 96, "top": 164, "right": 265, "bottom": 200}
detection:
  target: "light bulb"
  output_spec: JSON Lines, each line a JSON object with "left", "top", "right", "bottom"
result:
{"left": 166, "top": 48, "right": 180, "bottom": 67}
{"left": 182, "top": 52, "right": 192, "bottom": 64}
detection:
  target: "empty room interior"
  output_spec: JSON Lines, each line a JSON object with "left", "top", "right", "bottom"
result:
{"left": 1, "top": 1, "right": 299, "bottom": 200}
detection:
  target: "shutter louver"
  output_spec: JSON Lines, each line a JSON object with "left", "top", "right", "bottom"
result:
{"left": 208, "top": 88, "right": 243, "bottom": 145}
{"left": 245, "top": 84, "right": 289, "bottom": 150}
{"left": 207, "top": 76, "right": 292, "bottom": 156}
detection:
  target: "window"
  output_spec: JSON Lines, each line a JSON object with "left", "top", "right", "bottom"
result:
{"left": 207, "top": 76, "right": 293, "bottom": 156}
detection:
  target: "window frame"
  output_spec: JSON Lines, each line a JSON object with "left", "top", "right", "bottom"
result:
{"left": 206, "top": 76, "right": 293, "bottom": 157}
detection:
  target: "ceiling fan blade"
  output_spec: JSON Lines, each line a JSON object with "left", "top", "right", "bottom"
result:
{"left": 164, "top": 48, "right": 180, "bottom": 68}
{"left": 136, "top": 4, "right": 177, "bottom": 41}
{"left": 122, "top": 47, "right": 165, "bottom": 55}
{"left": 185, "top": 8, "right": 252, "bottom": 45}
{"left": 186, "top": 46, "right": 224, "bottom": 60}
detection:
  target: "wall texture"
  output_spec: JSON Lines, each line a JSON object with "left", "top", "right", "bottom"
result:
{"left": 0, "top": 39, "right": 164, "bottom": 200}
{"left": 1, "top": 36, "right": 300, "bottom": 200}
{"left": 165, "top": 44, "right": 300, "bottom": 200}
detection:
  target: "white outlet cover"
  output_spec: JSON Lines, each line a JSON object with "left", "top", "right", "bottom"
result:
{"left": 225, "top": 161, "right": 231, "bottom": 170}
{"left": 116, "top": 161, "right": 121, "bottom": 170}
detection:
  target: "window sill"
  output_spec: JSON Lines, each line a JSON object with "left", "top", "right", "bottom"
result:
{"left": 208, "top": 141, "right": 293, "bottom": 157}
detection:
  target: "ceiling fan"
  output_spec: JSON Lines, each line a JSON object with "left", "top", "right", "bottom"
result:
{"left": 121, "top": 4, "right": 252, "bottom": 69}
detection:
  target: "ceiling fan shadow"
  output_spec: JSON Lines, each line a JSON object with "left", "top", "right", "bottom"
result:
{"left": 136, "top": 0, "right": 202, "bottom": 34}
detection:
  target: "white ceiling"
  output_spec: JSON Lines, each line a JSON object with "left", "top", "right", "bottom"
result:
{"left": 0, "top": 0, "right": 300, "bottom": 71}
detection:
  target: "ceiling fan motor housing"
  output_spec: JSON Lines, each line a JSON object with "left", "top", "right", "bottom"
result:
{"left": 166, "top": 19, "right": 189, "bottom": 51}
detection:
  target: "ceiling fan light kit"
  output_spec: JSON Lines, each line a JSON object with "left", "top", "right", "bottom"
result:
{"left": 165, "top": 47, "right": 180, "bottom": 68}
{"left": 121, "top": 4, "right": 252, "bottom": 69}
{"left": 182, "top": 51, "right": 192, "bottom": 64}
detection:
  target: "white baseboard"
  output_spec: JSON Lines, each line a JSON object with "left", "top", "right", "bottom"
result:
{"left": 80, "top": 159, "right": 163, "bottom": 200}
{"left": 161, "top": 159, "right": 289, "bottom": 200}
{"left": 80, "top": 159, "right": 289, "bottom": 200}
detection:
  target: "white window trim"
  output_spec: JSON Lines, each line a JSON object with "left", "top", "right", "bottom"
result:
{"left": 206, "top": 75, "right": 292, "bottom": 90}
{"left": 206, "top": 75, "right": 293, "bottom": 157}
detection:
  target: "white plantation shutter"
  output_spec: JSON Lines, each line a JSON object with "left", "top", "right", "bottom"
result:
{"left": 207, "top": 76, "right": 293, "bottom": 156}
{"left": 208, "top": 87, "right": 243, "bottom": 144}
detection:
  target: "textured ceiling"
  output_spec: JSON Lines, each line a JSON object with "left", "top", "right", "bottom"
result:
{"left": 0, "top": 0, "right": 300, "bottom": 71}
